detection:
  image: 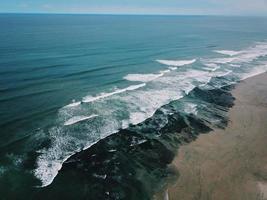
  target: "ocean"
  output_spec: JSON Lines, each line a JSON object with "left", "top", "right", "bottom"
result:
{"left": 0, "top": 14, "right": 267, "bottom": 199}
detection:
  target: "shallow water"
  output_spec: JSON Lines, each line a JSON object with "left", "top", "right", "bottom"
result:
{"left": 0, "top": 14, "right": 267, "bottom": 199}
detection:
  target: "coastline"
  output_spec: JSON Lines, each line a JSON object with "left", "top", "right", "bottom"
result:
{"left": 156, "top": 72, "right": 267, "bottom": 200}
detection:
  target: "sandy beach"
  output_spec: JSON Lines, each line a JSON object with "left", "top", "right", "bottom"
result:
{"left": 156, "top": 72, "right": 267, "bottom": 200}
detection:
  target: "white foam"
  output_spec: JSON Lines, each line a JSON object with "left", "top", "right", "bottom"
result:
{"left": 168, "top": 66, "right": 177, "bottom": 71}
{"left": 35, "top": 135, "right": 104, "bottom": 187}
{"left": 64, "top": 115, "right": 98, "bottom": 126}
{"left": 121, "top": 120, "right": 129, "bottom": 129}
{"left": 207, "top": 57, "right": 236, "bottom": 64}
{"left": 34, "top": 127, "right": 73, "bottom": 187}
{"left": 124, "top": 73, "right": 164, "bottom": 82}
{"left": 214, "top": 50, "right": 242, "bottom": 56}
{"left": 229, "top": 64, "right": 241, "bottom": 68}
{"left": 203, "top": 63, "right": 220, "bottom": 71}
{"left": 33, "top": 68, "right": 214, "bottom": 188}
{"left": 83, "top": 83, "right": 146, "bottom": 103}
{"left": 34, "top": 42, "right": 267, "bottom": 188}
{"left": 129, "top": 112, "right": 145, "bottom": 125}
{"left": 240, "top": 64, "right": 267, "bottom": 80}
{"left": 215, "top": 70, "right": 233, "bottom": 77}
{"left": 160, "top": 69, "right": 171, "bottom": 73}
{"left": 64, "top": 101, "right": 81, "bottom": 108}
{"left": 156, "top": 59, "right": 196, "bottom": 67}
{"left": 184, "top": 103, "right": 198, "bottom": 115}
{"left": 206, "top": 42, "right": 267, "bottom": 65}
{"left": 35, "top": 154, "right": 69, "bottom": 187}
{"left": 93, "top": 174, "right": 107, "bottom": 179}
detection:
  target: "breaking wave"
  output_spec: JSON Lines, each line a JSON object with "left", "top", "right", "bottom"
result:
{"left": 34, "top": 41, "right": 267, "bottom": 188}
{"left": 156, "top": 59, "right": 196, "bottom": 66}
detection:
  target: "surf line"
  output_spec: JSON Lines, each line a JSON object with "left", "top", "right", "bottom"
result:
{"left": 64, "top": 83, "right": 146, "bottom": 108}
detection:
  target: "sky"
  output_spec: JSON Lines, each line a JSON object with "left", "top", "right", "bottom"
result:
{"left": 0, "top": 0, "right": 267, "bottom": 16}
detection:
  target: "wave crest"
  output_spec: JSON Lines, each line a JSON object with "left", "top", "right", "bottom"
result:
{"left": 156, "top": 59, "right": 196, "bottom": 66}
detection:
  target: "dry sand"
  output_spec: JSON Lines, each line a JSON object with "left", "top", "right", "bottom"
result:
{"left": 156, "top": 73, "right": 267, "bottom": 200}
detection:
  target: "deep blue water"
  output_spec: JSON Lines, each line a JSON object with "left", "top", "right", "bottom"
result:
{"left": 0, "top": 14, "right": 267, "bottom": 199}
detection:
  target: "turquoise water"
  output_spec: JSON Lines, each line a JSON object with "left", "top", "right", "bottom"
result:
{"left": 0, "top": 14, "right": 267, "bottom": 199}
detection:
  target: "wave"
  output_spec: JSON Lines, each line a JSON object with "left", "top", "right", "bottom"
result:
{"left": 203, "top": 63, "right": 220, "bottom": 71}
{"left": 64, "top": 83, "right": 146, "bottom": 108}
{"left": 82, "top": 83, "right": 146, "bottom": 103}
{"left": 34, "top": 41, "right": 267, "bottom": 188}
{"left": 64, "top": 115, "right": 98, "bottom": 126}
{"left": 124, "top": 73, "right": 164, "bottom": 82}
{"left": 206, "top": 42, "right": 267, "bottom": 65}
{"left": 214, "top": 50, "right": 242, "bottom": 56}
{"left": 239, "top": 63, "right": 267, "bottom": 80}
{"left": 34, "top": 69, "right": 212, "bottom": 187}
{"left": 35, "top": 147, "right": 74, "bottom": 187}
{"left": 0, "top": 88, "right": 59, "bottom": 103}
{"left": 206, "top": 57, "right": 236, "bottom": 64}
{"left": 124, "top": 67, "right": 177, "bottom": 83}
{"left": 49, "top": 84, "right": 237, "bottom": 199}
{"left": 156, "top": 59, "right": 196, "bottom": 66}
{"left": 168, "top": 66, "right": 178, "bottom": 71}
{"left": 229, "top": 64, "right": 240, "bottom": 68}
{"left": 63, "top": 101, "right": 82, "bottom": 108}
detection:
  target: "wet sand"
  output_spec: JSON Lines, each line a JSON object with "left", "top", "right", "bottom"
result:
{"left": 156, "top": 73, "right": 267, "bottom": 200}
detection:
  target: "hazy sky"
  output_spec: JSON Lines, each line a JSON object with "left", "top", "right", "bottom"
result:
{"left": 1, "top": 0, "right": 267, "bottom": 15}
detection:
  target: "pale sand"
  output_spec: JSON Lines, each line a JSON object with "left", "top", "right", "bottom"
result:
{"left": 156, "top": 73, "right": 267, "bottom": 200}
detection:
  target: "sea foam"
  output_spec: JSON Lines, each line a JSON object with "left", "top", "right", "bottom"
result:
{"left": 214, "top": 50, "right": 242, "bottom": 56}
{"left": 156, "top": 59, "right": 196, "bottom": 66}
{"left": 124, "top": 73, "right": 164, "bottom": 82}
{"left": 206, "top": 42, "right": 267, "bottom": 64}
{"left": 34, "top": 42, "right": 267, "bottom": 188}
{"left": 82, "top": 83, "right": 146, "bottom": 103}
{"left": 239, "top": 63, "right": 267, "bottom": 80}
{"left": 64, "top": 115, "right": 98, "bottom": 126}
{"left": 34, "top": 69, "right": 212, "bottom": 188}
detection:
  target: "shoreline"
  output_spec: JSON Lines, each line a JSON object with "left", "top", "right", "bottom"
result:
{"left": 156, "top": 72, "right": 267, "bottom": 200}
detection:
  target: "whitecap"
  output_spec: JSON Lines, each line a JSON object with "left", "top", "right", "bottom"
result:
{"left": 239, "top": 64, "right": 267, "bottom": 80}
{"left": 206, "top": 42, "right": 267, "bottom": 65}
{"left": 35, "top": 155, "right": 67, "bottom": 187}
{"left": 203, "top": 63, "right": 220, "bottom": 71}
{"left": 168, "top": 66, "right": 177, "bottom": 71}
{"left": 129, "top": 111, "right": 148, "bottom": 125}
{"left": 124, "top": 73, "right": 164, "bottom": 82}
{"left": 33, "top": 42, "right": 267, "bottom": 188}
{"left": 229, "top": 64, "right": 241, "bottom": 68}
{"left": 64, "top": 101, "right": 81, "bottom": 108}
{"left": 207, "top": 57, "right": 236, "bottom": 64}
{"left": 215, "top": 70, "right": 233, "bottom": 77}
{"left": 184, "top": 103, "right": 198, "bottom": 115}
{"left": 93, "top": 174, "right": 107, "bottom": 179}
{"left": 34, "top": 68, "right": 213, "bottom": 188}
{"left": 82, "top": 83, "right": 146, "bottom": 103}
{"left": 64, "top": 115, "right": 98, "bottom": 126}
{"left": 35, "top": 127, "right": 104, "bottom": 187}
{"left": 156, "top": 59, "right": 196, "bottom": 66}
{"left": 214, "top": 50, "right": 242, "bottom": 56}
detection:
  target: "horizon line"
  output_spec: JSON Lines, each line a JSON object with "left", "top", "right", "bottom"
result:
{"left": 0, "top": 12, "right": 266, "bottom": 17}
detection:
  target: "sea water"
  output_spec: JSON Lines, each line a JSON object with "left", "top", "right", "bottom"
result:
{"left": 0, "top": 14, "right": 267, "bottom": 199}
